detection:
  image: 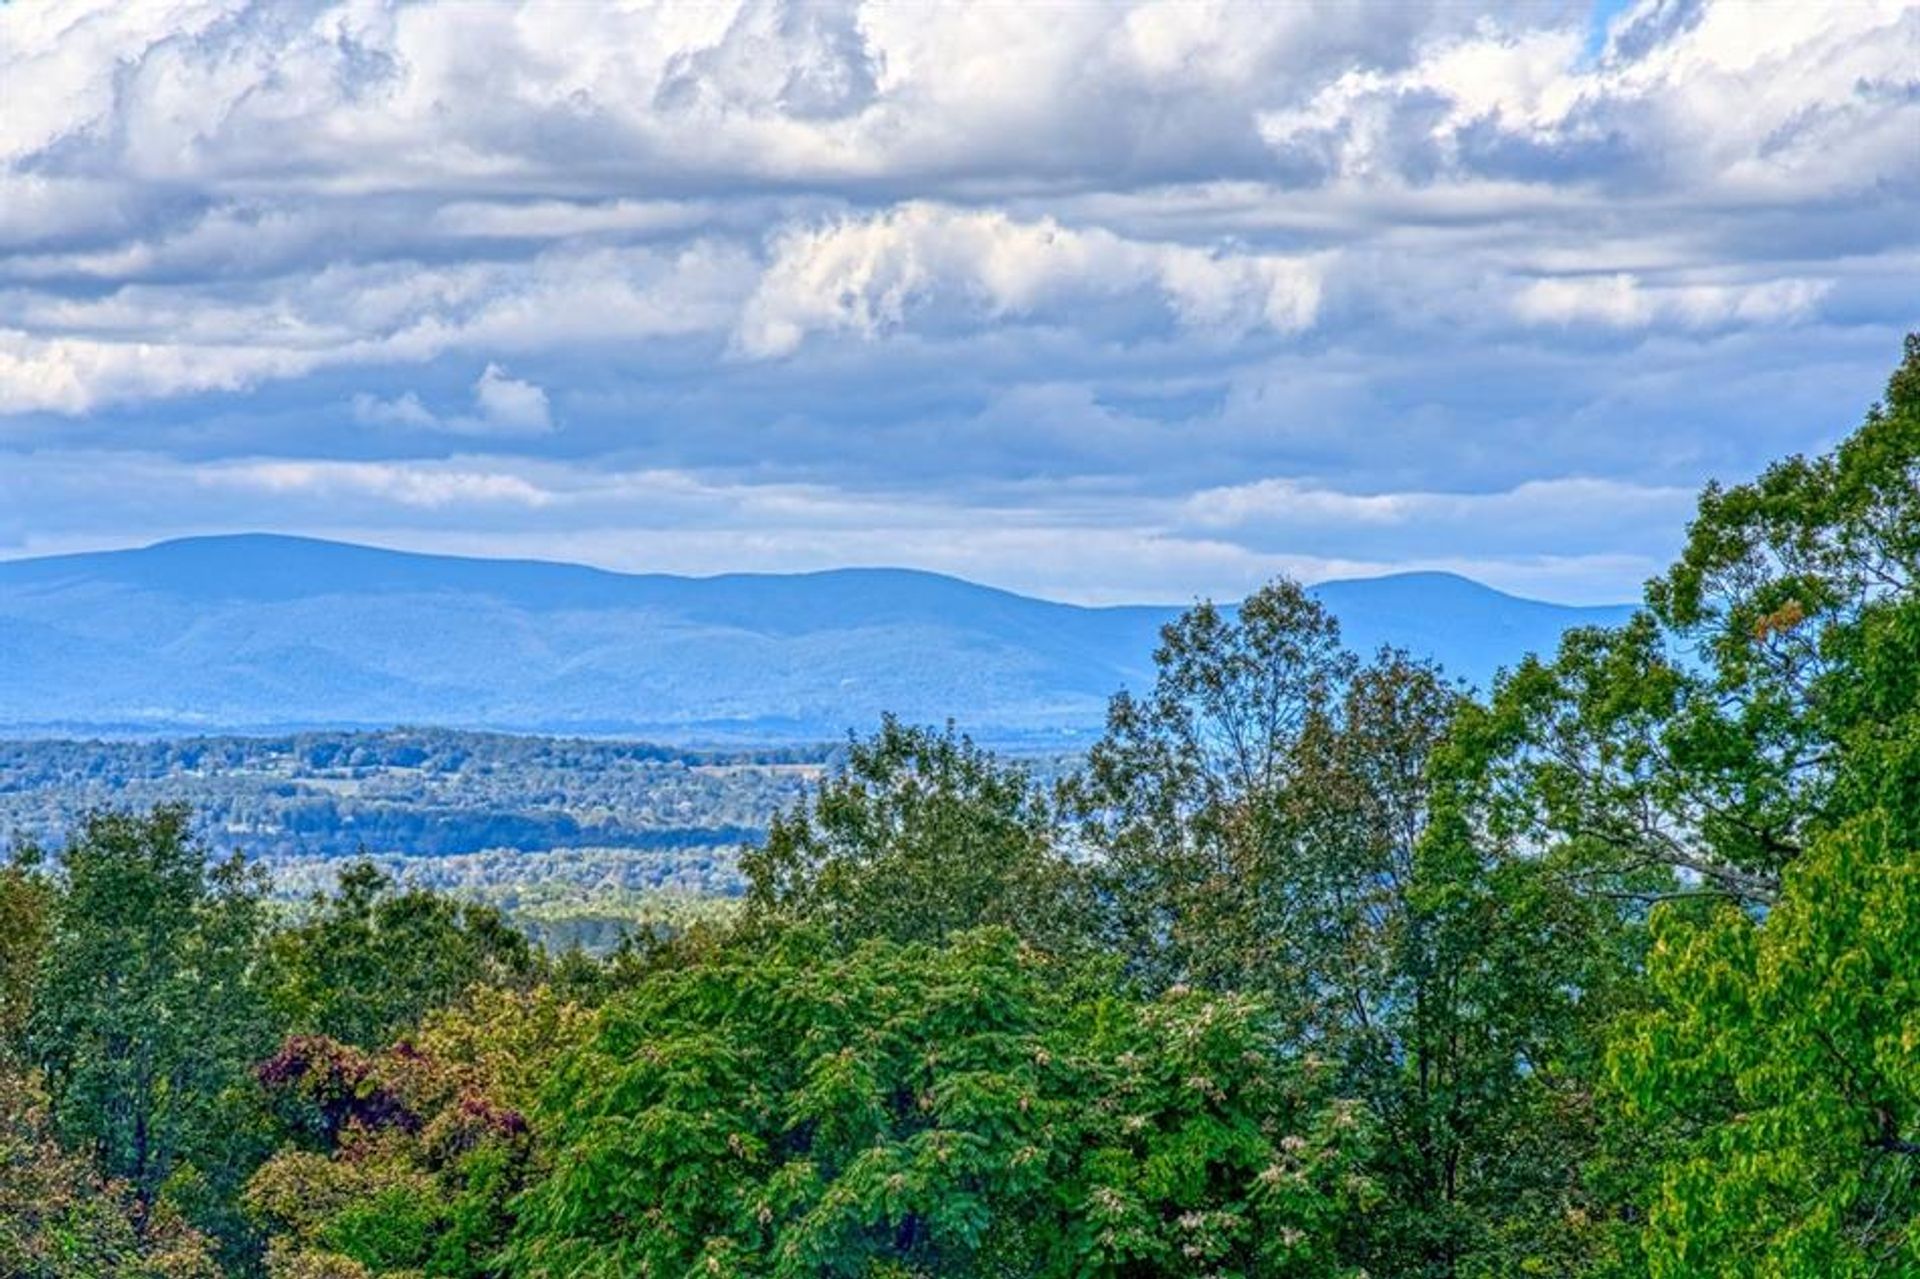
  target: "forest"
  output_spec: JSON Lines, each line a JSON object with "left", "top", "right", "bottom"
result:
{"left": 2, "top": 335, "right": 1916, "bottom": 1277}
{"left": 0, "top": 731, "right": 834, "bottom": 952}
{"left": 0, "top": 730, "right": 828, "bottom": 863}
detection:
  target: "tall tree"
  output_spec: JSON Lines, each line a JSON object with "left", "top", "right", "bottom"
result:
{"left": 1066, "top": 579, "right": 1355, "bottom": 994}
{"left": 741, "top": 716, "right": 1085, "bottom": 954}
{"left": 0, "top": 1063, "right": 220, "bottom": 1279}
{"left": 1593, "top": 335, "right": 1920, "bottom": 1272}
{"left": 1611, "top": 813, "right": 1918, "bottom": 1275}
{"left": 1469, "top": 334, "right": 1920, "bottom": 909}
{"left": 0, "top": 845, "right": 51, "bottom": 1055}
{"left": 27, "top": 806, "right": 276, "bottom": 1246}
{"left": 1074, "top": 593, "right": 1645, "bottom": 1275}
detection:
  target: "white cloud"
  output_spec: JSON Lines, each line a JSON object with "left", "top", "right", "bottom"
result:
{"left": 469, "top": 363, "right": 552, "bottom": 433}
{"left": 0, "top": 0, "right": 1908, "bottom": 412}
{"left": 430, "top": 200, "right": 714, "bottom": 240}
{"left": 736, "top": 203, "right": 1323, "bottom": 357}
{"left": 1183, "top": 476, "right": 1696, "bottom": 558}
{"left": 0, "top": 242, "right": 751, "bottom": 413}
{"left": 349, "top": 390, "right": 436, "bottom": 429}
{"left": 351, "top": 364, "right": 554, "bottom": 435}
{"left": 201, "top": 460, "right": 555, "bottom": 510}
{"left": 1511, "top": 274, "right": 1831, "bottom": 330}
{"left": 1257, "top": 0, "right": 1920, "bottom": 199}
{"left": 0, "top": 327, "right": 320, "bottom": 415}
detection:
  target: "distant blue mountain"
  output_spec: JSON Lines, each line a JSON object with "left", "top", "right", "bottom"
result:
{"left": 0, "top": 535, "right": 1634, "bottom": 741}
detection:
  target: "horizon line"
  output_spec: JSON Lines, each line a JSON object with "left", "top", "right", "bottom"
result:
{"left": 0, "top": 529, "right": 1643, "bottom": 612}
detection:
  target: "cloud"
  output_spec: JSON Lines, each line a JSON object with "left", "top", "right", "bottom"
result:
{"left": 352, "top": 363, "right": 553, "bottom": 435}
{"left": 203, "top": 459, "right": 555, "bottom": 509}
{"left": 0, "top": 242, "right": 751, "bottom": 413}
{"left": 430, "top": 199, "right": 714, "bottom": 240}
{"left": 349, "top": 390, "right": 436, "bottom": 429}
{"left": 735, "top": 203, "right": 1324, "bottom": 357}
{"left": 1511, "top": 274, "right": 1831, "bottom": 329}
{"left": 470, "top": 363, "right": 552, "bottom": 433}
{"left": 1180, "top": 476, "right": 1696, "bottom": 563}
{"left": 0, "top": 327, "right": 319, "bottom": 415}
{"left": 1255, "top": 0, "right": 1920, "bottom": 199}
{"left": 0, "top": 0, "right": 1915, "bottom": 604}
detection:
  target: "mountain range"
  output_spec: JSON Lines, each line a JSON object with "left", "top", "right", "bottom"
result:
{"left": 0, "top": 535, "right": 1636, "bottom": 741}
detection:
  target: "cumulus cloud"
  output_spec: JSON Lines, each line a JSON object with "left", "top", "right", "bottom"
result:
{"left": 736, "top": 203, "right": 1324, "bottom": 357}
{"left": 470, "top": 363, "right": 551, "bottom": 432}
{"left": 350, "top": 363, "right": 553, "bottom": 435}
{"left": 0, "top": 242, "right": 751, "bottom": 413}
{"left": 0, "top": 0, "right": 1915, "bottom": 602}
{"left": 1256, "top": 0, "right": 1920, "bottom": 199}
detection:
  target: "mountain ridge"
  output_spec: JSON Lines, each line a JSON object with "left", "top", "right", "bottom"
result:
{"left": 0, "top": 535, "right": 1635, "bottom": 741}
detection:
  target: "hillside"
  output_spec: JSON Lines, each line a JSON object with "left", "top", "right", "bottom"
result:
{"left": 0, "top": 535, "right": 1633, "bottom": 739}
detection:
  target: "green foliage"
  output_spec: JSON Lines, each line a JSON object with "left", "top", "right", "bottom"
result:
{"left": 263, "top": 860, "right": 540, "bottom": 1049}
{"left": 0, "top": 847, "right": 51, "bottom": 1051}
{"left": 1650, "top": 333, "right": 1920, "bottom": 862}
{"left": 513, "top": 928, "right": 1374, "bottom": 1278}
{"left": 742, "top": 717, "right": 1084, "bottom": 952}
{"left": 1072, "top": 583, "right": 1647, "bottom": 1274}
{"left": 1067, "top": 580, "right": 1357, "bottom": 994}
{"left": 25, "top": 806, "right": 276, "bottom": 1251}
{"left": 0, "top": 1063, "right": 219, "bottom": 1279}
{"left": 1612, "top": 813, "right": 1919, "bottom": 1276}
{"left": 1467, "top": 335, "right": 1920, "bottom": 911}
{"left": 490, "top": 884, "right": 741, "bottom": 956}
{"left": 1450, "top": 332, "right": 1920, "bottom": 1271}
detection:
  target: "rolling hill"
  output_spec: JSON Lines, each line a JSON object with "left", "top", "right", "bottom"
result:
{"left": 0, "top": 535, "right": 1635, "bottom": 740}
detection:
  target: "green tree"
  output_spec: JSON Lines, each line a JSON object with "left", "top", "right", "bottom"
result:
{"left": 1433, "top": 333, "right": 1920, "bottom": 1273}
{"left": 0, "top": 1063, "right": 219, "bottom": 1279}
{"left": 1590, "top": 335, "right": 1920, "bottom": 1275}
{"left": 1067, "top": 579, "right": 1355, "bottom": 994}
{"left": 742, "top": 716, "right": 1085, "bottom": 953}
{"left": 27, "top": 806, "right": 275, "bottom": 1241}
{"left": 512, "top": 929, "right": 1375, "bottom": 1278}
{"left": 1382, "top": 739, "right": 1648, "bottom": 1278}
{"left": 0, "top": 845, "right": 51, "bottom": 1053}
{"left": 1074, "top": 591, "right": 1646, "bottom": 1275}
{"left": 1611, "top": 813, "right": 1918, "bottom": 1275}
{"left": 1469, "top": 334, "right": 1920, "bottom": 910}
{"left": 263, "top": 860, "right": 539, "bottom": 1050}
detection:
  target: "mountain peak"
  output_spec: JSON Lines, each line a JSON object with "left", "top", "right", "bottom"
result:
{"left": 0, "top": 536, "right": 1634, "bottom": 739}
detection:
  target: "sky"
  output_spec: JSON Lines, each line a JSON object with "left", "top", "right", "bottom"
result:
{"left": 1, "top": 0, "right": 1916, "bottom": 605}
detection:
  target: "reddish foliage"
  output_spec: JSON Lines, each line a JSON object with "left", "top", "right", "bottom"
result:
{"left": 257, "top": 1035, "right": 420, "bottom": 1142}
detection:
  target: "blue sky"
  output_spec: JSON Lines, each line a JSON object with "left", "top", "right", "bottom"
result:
{"left": 1, "top": 0, "right": 1916, "bottom": 604}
